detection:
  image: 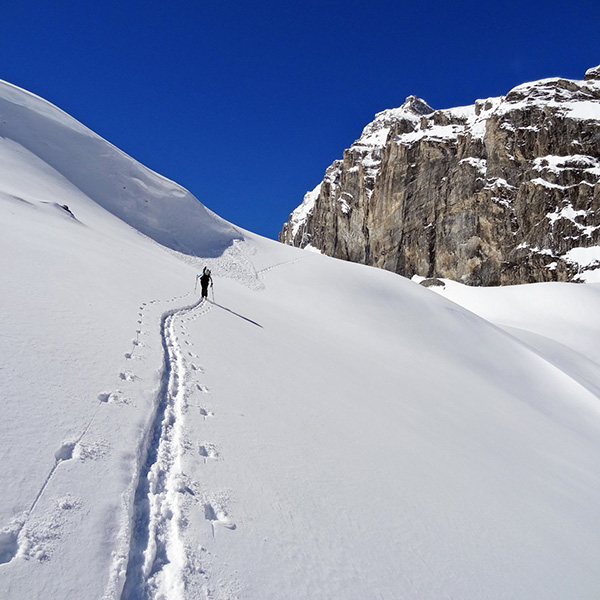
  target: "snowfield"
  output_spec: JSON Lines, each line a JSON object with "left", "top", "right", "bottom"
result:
{"left": 1, "top": 80, "right": 600, "bottom": 600}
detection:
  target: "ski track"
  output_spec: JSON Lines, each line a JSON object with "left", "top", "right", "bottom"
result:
{"left": 120, "top": 295, "right": 211, "bottom": 600}
{"left": 0, "top": 385, "right": 106, "bottom": 565}
{"left": 0, "top": 295, "right": 196, "bottom": 568}
{"left": 1, "top": 257, "right": 296, "bottom": 579}
{"left": 256, "top": 256, "right": 304, "bottom": 276}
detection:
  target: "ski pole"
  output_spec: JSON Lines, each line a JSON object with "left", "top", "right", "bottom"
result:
{"left": 194, "top": 275, "right": 198, "bottom": 294}
{"left": 211, "top": 285, "right": 215, "bottom": 303}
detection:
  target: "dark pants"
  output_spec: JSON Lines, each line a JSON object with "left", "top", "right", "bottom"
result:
{"left": 201, "top": 285, "right": 209, "bottom": 298}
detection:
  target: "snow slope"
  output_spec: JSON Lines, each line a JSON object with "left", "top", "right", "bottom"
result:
{"left": 0, "top": 80, "right": 240, "bottom": 257}
{"left": 1, "top": 80, "right": 600, "bottom": 600}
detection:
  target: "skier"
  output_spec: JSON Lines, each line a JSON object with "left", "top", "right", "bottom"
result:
{"left": 198, "top": 267, "right": 213, "bottom": 300}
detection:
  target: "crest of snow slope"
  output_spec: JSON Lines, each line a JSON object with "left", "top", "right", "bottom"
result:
{"left": 0, "top": 81, "right": 600, "bottom": 600}
{"left": 0, "top": 79, "right": 241, "bottom": 257}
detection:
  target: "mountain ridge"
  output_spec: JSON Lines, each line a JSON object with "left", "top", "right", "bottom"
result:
{"left": 280, "top": 66, "right": 600, "bottom": 285}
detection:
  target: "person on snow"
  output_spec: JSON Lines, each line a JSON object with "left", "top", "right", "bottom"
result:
{"left": 198, "top": 267, "right": 213, "bottom": 299}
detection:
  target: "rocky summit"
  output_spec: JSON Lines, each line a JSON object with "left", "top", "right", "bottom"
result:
{"left": 280, "top": 66, "right": 600, "bottom": 285}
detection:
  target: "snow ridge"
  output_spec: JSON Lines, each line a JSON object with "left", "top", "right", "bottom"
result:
{"left": 0, "top": 78, "right": 241, "bottom": 259}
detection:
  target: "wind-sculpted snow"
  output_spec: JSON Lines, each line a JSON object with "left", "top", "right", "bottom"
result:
{"left": 0, "top": 79, "right": 240, "bottom": 257}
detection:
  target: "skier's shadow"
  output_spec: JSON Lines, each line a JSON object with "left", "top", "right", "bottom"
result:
{"left": 211, "top": 302, "right": 263, "bottom": 328}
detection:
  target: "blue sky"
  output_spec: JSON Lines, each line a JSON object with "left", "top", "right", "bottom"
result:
{"left": 1, "top": 1, "right": 599, "bottom": 239}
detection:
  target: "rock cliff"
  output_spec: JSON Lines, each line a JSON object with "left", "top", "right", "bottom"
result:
{"left": 280, "top": 66, "right": 600, "bottom": 285}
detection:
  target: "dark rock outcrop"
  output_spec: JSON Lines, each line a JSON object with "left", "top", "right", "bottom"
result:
{"left": 280, "top": 67, "right": 600, "bottom": 285}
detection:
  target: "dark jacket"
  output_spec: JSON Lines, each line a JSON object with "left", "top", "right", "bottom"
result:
{"left": 200, "top": 273, "right": 212, "bottom": 290}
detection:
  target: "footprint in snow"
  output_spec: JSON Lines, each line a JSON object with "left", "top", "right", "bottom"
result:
{"left": 75, "top": 439, "right": 109, "bottom": 462}
{"left": 0, "top": 527, "right": 20, "bottom": 564}
{"left": 98, "top": 391, "right": 132, "bottom": 406}
{"left": 198, "top": 407, "right": 214, "bottom": 418}
{"left": 119, "top": 372, "right": 138, "bottom": 382}
{"left": 18, "top": 496, "right": 82, "bottom": 563}
{"left": 204, "top": 503, "right": 236, "bottom": 531}
{"left": 196, "top": 384, "right": 209, "bottom": 393}
{"left": 55, "top": 442, "right": 76, "bottom": 462}
{"left": 198, "top": 443, "right": 219, "bottom": 462}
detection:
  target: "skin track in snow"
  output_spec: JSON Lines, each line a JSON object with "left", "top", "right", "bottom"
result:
{"left": 121, "top": 298, "right": 209, "bottom": 600}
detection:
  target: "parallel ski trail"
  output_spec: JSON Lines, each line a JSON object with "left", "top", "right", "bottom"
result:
{"left": 121, "top": 296, "right": 209, "bottom": 600}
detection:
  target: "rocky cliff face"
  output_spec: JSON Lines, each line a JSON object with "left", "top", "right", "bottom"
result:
{"left": 280, "top": 66, "right": 600, "bottom": 285}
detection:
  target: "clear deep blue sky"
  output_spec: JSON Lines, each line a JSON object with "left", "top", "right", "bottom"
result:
{"left": 1, "top": 1, "right": 599, "bottom": 239}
